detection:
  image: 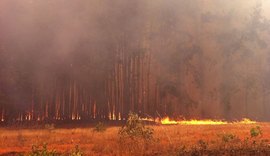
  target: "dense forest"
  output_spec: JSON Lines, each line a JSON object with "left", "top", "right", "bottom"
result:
{"left": 0, "top": 0, "right": 270, "bottom": 122}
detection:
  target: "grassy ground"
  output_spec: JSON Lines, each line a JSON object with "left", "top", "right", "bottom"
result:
{"left": 0, "top": 123, "right": 270, "bottom": 155}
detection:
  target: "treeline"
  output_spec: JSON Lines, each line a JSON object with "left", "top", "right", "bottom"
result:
{"left": 0, "top": 0, "right": 270, "bottom": 122}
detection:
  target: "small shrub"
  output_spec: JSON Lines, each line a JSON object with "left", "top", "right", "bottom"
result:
{"left": 28, "top": 143, "right": 57, "bottom": 156}
{"left": 93, "top": 122, "right": 106, "bottom": 132}
{"left": 118, "top": 112, "right": 154, "bottom": 140}
{"left": 250, "top": 126, "right": 262, "bottom": 138}
{"left": 70, "top": 145, "right": 83, "bottom": 156}
{"left": 118, "top": 112, "right": 154, "bottom": 155}
{"left": 218, "top": 133, "right": 236, "bottom": 143}
{"left": 243, "top": 137, "right": 250, "bottom": 146}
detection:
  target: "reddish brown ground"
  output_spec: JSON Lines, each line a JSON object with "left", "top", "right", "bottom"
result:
{"left": 0, "top": 123, "right": 270, "bottom": 155}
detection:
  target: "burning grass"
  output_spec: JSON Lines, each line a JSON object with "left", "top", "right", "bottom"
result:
{"left": 0, "top": 121, "right": 270, "bottom": 155}
{"left": 159, "top": 117, "right": 257, "bottom": 125}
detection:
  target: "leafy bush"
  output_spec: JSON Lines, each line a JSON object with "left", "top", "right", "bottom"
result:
{"left": 93, "top": 122, "right": 106, "bottom": 132}
{"left": 118, "top": 112, "right": 154, "bottom": 140}
{"left": 118, "top": 112, "right": 154, "bottom": 155}
{"left": 28, "top": 143, "right": 57, "bottom": 156}
{"left": 250, "top": 126, "right": 262, "bottom": 138}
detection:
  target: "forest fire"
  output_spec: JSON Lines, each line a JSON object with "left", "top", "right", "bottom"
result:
{"left": 1, "top": 0, "right": 270, "bottom": 155}
{"left": 159, "top": 117, "right": 257, "bottom": 125}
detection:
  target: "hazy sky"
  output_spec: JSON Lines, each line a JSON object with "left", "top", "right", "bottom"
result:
{"left": 0, "top": 0, "right": 270, "bottom": 121}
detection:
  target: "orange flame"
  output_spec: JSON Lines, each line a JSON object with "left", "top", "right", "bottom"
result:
{"left": 236, "top": 118, "right": 256, "bottom": 124}
{"left": 159, "top": 117, "right": 256, "bottom": 125}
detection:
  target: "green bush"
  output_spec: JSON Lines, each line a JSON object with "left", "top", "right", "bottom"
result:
{"left": 118, "top": 112, "right": 154, "bottom": 155}
{"left": 250, "top": 126, "right": 262, "bottom": 138}
{"left": 118, "top": 112, "right": 154, "bottom": 140}
{"left": 28, "top": 143, "right": 57, "bottom": 156}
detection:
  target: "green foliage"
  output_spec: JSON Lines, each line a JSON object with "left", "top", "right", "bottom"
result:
{"left": 118, "top": 112, "right": 154, "bottom": 140}
{"left": 28, "top": 143, "right": 57, "bottom": 156}
{"left": 118, "top": 112, "right": 154, "bottom": 155}
{"left": 70, "top": 145, "right": 83, "bottom": 156}
{"left": 93, "top": 122, "right": 106, "bottom": 132}
{"left": 250, "top": 126, "right": 262, "bottom": 138}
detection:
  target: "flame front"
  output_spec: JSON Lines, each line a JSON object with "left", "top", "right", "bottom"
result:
{"left": 237, "top": 118, "right": 256, "bottom": 124}
{"left": 160, "top": 117, "right": 256, "bottom": 125}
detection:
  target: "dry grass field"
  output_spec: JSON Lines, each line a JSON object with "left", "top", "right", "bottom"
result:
{"left": 0, "top": 121, "right": 270, "bottom": 156}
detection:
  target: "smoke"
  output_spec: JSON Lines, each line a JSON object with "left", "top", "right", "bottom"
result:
{"left": 0, "top": 0, "right": 270, "bottom": 121}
